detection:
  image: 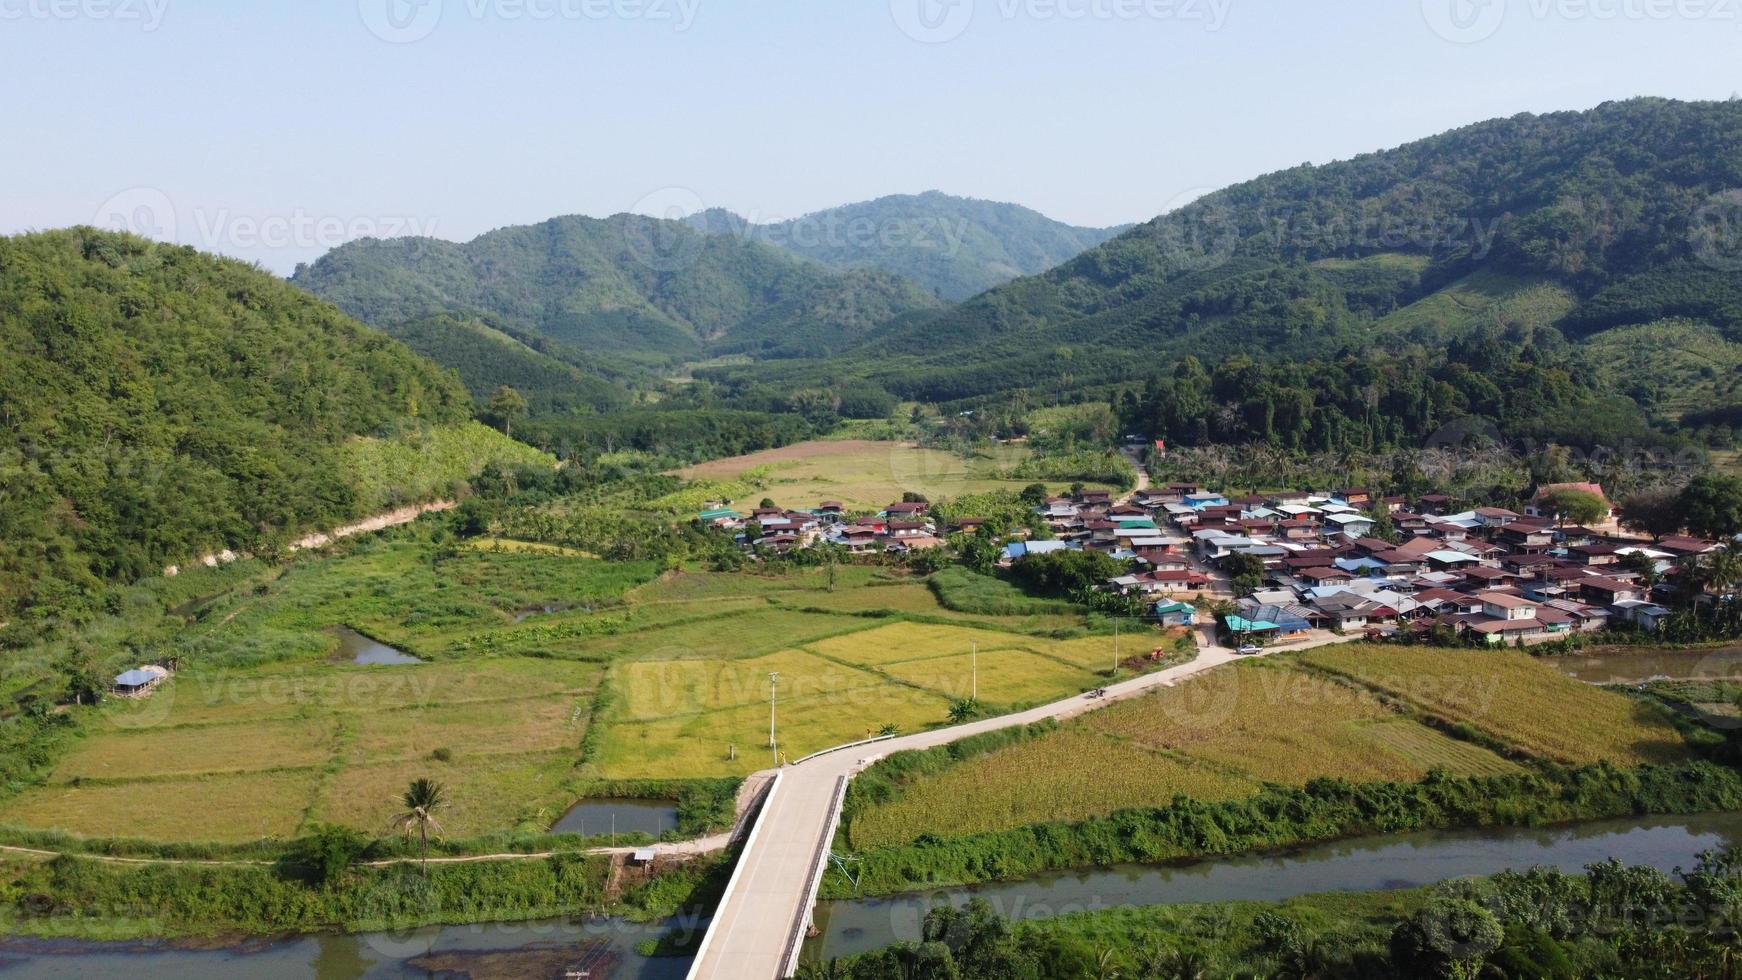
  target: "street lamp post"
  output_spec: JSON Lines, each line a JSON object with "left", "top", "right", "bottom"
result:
{"left": 769, "top": 671, "right": 779, "bottom": 765}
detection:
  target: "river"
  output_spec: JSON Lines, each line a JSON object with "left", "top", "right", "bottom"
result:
{"left": 801, "top": 811, "right": 1742, "bottom": 962}
{"left": 5, "top": 812, "right": 1737, "bottom": 976}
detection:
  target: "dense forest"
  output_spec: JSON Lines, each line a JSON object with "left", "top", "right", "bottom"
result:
{"left": 290, "top": 213, "right": 943, "bottom": 362}
{"left": 702, "top": 98, "right": 1742, "bottom": 449}
{"left": 1116, "top": 330, "right": 1662, "bottom": 455}
{"left": 0, "top": 229, "right": 537, "bottom": 626}
{"left": 687, "top": 191, "right": 1127, "bottom": 301}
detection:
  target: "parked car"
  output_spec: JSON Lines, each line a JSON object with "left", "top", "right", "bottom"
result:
{"left": 1237, "top": 644, "right": 1261, "bottom": 656}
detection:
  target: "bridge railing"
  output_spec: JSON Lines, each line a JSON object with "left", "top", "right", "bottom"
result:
{"left": 781, "top": 774, "right": 851, "bottom": 978}
{"left": 683, "top": 770, "right": 784, "bottom": 980}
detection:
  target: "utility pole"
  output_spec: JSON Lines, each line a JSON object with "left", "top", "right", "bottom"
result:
{"left": 769, "top": 672, "right": 780, "bottom": 765}
{"left": 971, "top": 642, "right": 978, "bottom": 701}
{"left": 1113, "top": 617, "right": 1121, "bottom": 677}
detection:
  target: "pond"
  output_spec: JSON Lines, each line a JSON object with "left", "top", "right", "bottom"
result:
{"left": 551, "top": 799, "right": 681, "bottom": 839}
{"left": 1553, "top": 645, "right": 1742, "bottom": 684}
{"left": 0, "top": 914, "right": 697, "bottom": 979}
{"left": 332, "top": 627, "right": 424, "bottom": 666}
{"left": 802, "top": 811, "right": 1742, "bottom": 963}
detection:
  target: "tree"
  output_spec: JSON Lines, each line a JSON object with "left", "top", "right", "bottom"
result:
{"left": 1619, "top": 489, "right": 1685, "bottom": 540}
{"left": 1389, "top": 898, "right": 1504, "bottom": 978}
{"left": 1019, "top": 483, "right": 1049, "bottom": 507}
{"left": 391, "top": 778, "right": 447, "bottom": 872}
{"left": 1680, "top": 475, "right": 1742, "bottom": 540}
{"left": 487, "top": 385, "right": 528, "bottom": 439}
{"left": 1538, "top": 488, "right": 1609, "bottom": 527}
{"left": 282, "top": 823, "right": 369, "bottom": 886}
{"left": 948, "top": 698, "right": 984, "bottom": 723}
{"left": 56, "top": 647, "right": 105, "bottom": 707}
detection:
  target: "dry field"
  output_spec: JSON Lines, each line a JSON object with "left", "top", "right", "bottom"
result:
{"left": 848, "top": 657, "right": 1533, "bottom": 847}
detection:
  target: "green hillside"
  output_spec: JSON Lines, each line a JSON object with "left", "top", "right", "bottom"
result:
{"left": 740, "top": 98, "right": 1742, "bottom": 404}
{"left": 0, "top": 229, "right": 540, "bottom": 624}
{"left": 290, "top": 213, "right": 944, "bottom": 362}
{"left": 689, "top": 191, "right": 1128, "bottom": 301}
{"left": 383, "top": 312, "right": 630, "bottom": 416}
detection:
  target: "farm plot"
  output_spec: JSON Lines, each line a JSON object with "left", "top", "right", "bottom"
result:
{"left": 884, "top": 649, "right": 1099, "bottom": 705}
{"left": 1298, "top": 645, "right": 1691, "bottom": 765}
{"left": 846, "top": 659, "right": 1523, "bottom": 845}
{"left": 0, "top": 771, "right": 322, "bottom": 844}
{"left": 594, "top": 682, "right": 949, "bottom": 779}
{"left": 612, "top": 648, "right": 888, "bottom": 722}
{"left": 0, "top": 658, "right": 605, "bottom": 843}
{"left": 1084, "top": 661, "right": 1523, "bottom": 786}
{"left": 674, "top": 440, "right": 1101, "bottom": 512}
{"left": 806, "top": 622, "right": 1032, "bottom": 668}
{"left": 313, "top": 752, "right": 579, "bottom": 838}
{"left": 849, "top": 729, "right": 1255, "bottom": 848}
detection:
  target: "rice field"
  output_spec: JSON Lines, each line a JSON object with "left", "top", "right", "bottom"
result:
{"left": 0, "top": 658, "right": 601, "bottom": 843}
{"left": 849, "top": 730, "right": 1257, "bottom": 847}
{"left": 882, "top": 649, "right": 1098, "bottom": 705}
{"left": 1298, "top": 645, "right": 1691, "bottom": 766}
{"left": 673, "top": 439, "right": 1104, "bottom": 512}
{"left": 847, "top": 658, "right": 1526, "bottom": 846}
{"left": 0, "top": 771, "right": 323, "bottom": 844}
{"left": 8, "top": 538, "right": 1127, "bottom": 840}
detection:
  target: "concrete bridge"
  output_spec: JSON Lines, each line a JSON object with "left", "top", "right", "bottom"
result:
{"left": 682, "top": 628, "right": 1352, "bottom": 978}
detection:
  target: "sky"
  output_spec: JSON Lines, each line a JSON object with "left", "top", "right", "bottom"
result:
{"left": 3, "top": 0, "right": 1738, "bottom": 274}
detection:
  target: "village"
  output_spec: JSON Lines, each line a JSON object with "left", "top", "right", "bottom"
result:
{"left": 698, "top": 478, "right": 1732, "bottom": 650}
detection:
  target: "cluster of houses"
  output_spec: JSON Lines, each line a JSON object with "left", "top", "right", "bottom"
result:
{"left": 1037, "top": 481, "right": 1723, "bottom": 646}
{"left": 698, "top": 500, "right": 986, "bottom": 554}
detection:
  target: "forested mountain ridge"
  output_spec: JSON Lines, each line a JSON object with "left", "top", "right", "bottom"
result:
{"left": 700, "top": 98, "right": 1742, "bottom": 453}
{"left": 290, "top": 213, "right": 945, "bottom": 362}
{"left": 380, "top": 312, "right": 631, "bottom": 417}
{"left": 687, "top": 191, "right": 1129, "bottom": 301}
{"left": 0, "top": 229, "right": 543, "bottom": 625}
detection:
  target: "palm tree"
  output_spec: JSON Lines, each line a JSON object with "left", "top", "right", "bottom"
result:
{"left": 391, "top": 778, "right": 446, "bottom": 872}
{"left": 1087, "top": 946, "right": 1122, "bottom": 979}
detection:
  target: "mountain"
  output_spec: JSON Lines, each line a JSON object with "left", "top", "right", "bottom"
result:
{"left": 687, "top": 192, "right": 1129, "bottom": 301}
{"left": 0, "top": 229, "right": 545, "bottom": 624}
{"left": 381, "top": 312, "right": 631, "bottom": 417}
{"left": 756, "top": 98, "right": 1742, "bottom": 412}
{"left": 291, "top": 213, "right": 945, "bottom": 362}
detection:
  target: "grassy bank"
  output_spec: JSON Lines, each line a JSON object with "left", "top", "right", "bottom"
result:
{"left": 0, "top": 848, "right": 728, "bottom": 942}
{"left": 822, "top": 761, "right": 1742, "bottom": 897}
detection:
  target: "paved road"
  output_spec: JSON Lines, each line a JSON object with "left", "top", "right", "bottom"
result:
{"left": 687, "top": 627, "right": 1364, "bottom": 979}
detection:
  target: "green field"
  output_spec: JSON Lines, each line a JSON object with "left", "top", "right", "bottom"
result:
{"left": 1, "top": 534, "right": 1124, "bottom": 840}
{"left": 1370, "top": 268, "right": 1577, "bottom": 341}
{"left": 1586, "top": 319, "right": 1742, "bottom": 421}
{"left": 843, "top": 649, "right": 1671, "bottom": 848}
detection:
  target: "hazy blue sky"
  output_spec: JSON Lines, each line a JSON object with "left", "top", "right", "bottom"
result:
{"left": 3, "top": 0, "right": 1737, "bottom": 273}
